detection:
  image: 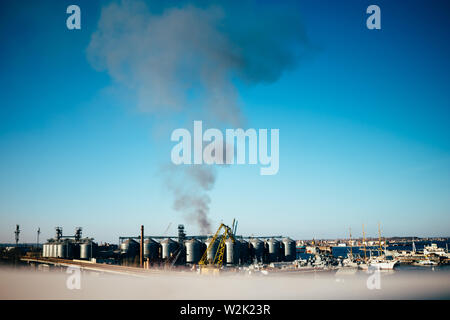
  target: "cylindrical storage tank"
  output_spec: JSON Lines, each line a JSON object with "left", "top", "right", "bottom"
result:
{"left": 250, "top": 239, "right": 264, "bottom": 262}
{"left": 239, "top": 240, "right": 250, "bottom": 264}
{"left": 56, "top": 242, "right": 65, "bottom": 258}
{"left": 225, "top": 239, "right": 240, "bottom": 265}
{"left": 282, "top": 238, "right": 296, "bottom": 261}
{"left": 205, "top": 237, "right": 219, "bottom": 262}
{"left": 42, "top": 244, "right": 47, "bottom": 257}
{"left": 120, "top": 239, "right": 139, "bottom": 255}
{"left": 49, "top": 243, "right": 55, "bottom": 257}
{"left": 199, "top": 241, "right": 207, "bottom": 260}
{"left": 72, "top": 243, "right": 80, "bottom": 259}
{"left": 185, "top": 238, "right": 201, "bottom": 264}
{"left": 267, "top": 238, "right": 280, "bottom": 262}
{"left": 80, "top": 242, "right": 92, "bottom": 259}
{"left": 53, "top": 243, "right": 58, "bottom": 258}
{"left": 143, "top": 238, "right": 160, "bottom": 260}
{"left": 161, "top": 238, "right": 178, "bottom": 259}
{"left": 120, "top": 241, "right": 129, "bottom": 254}
{"left": 67, "top": 242, "right": 73, "bottom": 259}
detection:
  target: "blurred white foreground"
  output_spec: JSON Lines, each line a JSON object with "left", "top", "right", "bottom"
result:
{"left": 0, "top": 267, "right": 449, "bottom": 299}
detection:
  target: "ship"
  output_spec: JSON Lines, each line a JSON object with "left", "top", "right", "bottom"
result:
{"left": 423, "top": 243, "right": 449, "bottom": 258}
{"left": 358, "top": 223, "right": 399, "bottom": 270}
{"left": 412, "top": 259, "right": 439, "bottom": 266}
{"left": 358, "top": 258, "right": 398, "bottom": 270}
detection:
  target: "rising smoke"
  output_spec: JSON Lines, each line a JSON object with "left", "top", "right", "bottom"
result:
{"left": 87, "top": 0, "right": 310, "bottom": 233}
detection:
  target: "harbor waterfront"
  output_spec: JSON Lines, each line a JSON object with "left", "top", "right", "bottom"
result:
{"left": 2, "top": 224, "right": 449, "bottom": 275}
{"left": 1, "top": 224, "right": 449, "bottom": 299}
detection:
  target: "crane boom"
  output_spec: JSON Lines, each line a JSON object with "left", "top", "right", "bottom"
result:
{"left": 199, "top": 223, "right": 235, "bottom": 268}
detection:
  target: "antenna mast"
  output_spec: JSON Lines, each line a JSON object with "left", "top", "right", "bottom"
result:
{"left": 37, "top": 227, "right": 41, "bottom": 247}
{"left": 14, "top": 225, "right": 20, "bottom": 246}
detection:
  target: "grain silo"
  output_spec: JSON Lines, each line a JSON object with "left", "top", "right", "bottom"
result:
{"left": 282, "top": 237, "right": 296, "bottom": 261}
{"left": 120, "top": 238, "right": 139, "bottom": 256}
{"left": 205, "top": 237, "right": 219, "bottom": 262}
{"left": 239, "top": 239, "right": 250, "bottom": 264}
{"left": 80, "top": 241, "right": 93, "bottom": 260}
{"left": 143, "top": 238, "right": 160, "bottom": 260}
{"left": 161, "top": 238, "right": 178, "bottom": 260}
{"left": 250, "top": 238, "right": 264, "bottom": 263}
{"left": 225, "top": 238, "right": 240, "bottom": 265}
{"left": 185, "top": 238, "right": 202, "bottom": 264}
{"left": 267, "top": 238, "right": 280, "bottom": 262}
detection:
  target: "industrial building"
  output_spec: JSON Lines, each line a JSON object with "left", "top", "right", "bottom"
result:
{"left": 117, "top": 224, "right": 297, "bottom": 267}
{"left": 40, "top": 224, "right": 297, "bottom": 268}
{"left": 42, "top": 227, "right": 97, "bottom": 260}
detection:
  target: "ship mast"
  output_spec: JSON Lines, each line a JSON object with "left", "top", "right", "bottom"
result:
{"left": 362, "top": 224, "right": 367, "bottom": 262}
{"left": 378, "top": 222, "right": 383, "bottom": 257}
{"left": 349, "top": 227, "right": 353, "bottom": 258}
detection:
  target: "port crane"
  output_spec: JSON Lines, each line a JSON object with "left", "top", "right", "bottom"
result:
{"left": 199, "top": 222, "right": 235, "bottom": 269}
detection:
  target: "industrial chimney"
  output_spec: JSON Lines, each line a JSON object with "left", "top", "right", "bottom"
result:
{"left": 140, "top": 225, "right": 144, "bottom": 268}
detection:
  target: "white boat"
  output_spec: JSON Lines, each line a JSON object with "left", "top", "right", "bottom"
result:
{"left": 423, "top": 243, "right": 449, "bottom": 258}
{"left": 342, "top": 257, "right": 358, "bottom": 268}
{"left": 413, "top": 259, "right": 438, "bottom": 266}
{"left": 358, "top": 257, "right": 398, "bottom": 270}
{"left": 369, "top": 259, "right": 398, "bottom": 270}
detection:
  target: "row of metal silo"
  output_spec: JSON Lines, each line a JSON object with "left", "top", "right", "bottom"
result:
{"left": 119, "top": 237, "right": 297, "bottom": 265}
{"left": 266, "top": 238, "right": 297, "bottom": 262}
{"left": 42, "top": 240, "right": 96, "bottom": 259}
{"left": 205, "top": 237, "right": 297, "bottom": 264}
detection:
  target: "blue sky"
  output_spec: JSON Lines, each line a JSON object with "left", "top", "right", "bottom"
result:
{"left": 1, "top": 0, "right": 449, "bottom": 243}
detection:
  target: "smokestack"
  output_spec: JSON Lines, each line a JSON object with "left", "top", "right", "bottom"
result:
{"left": 140, "top": 225, "right": 144, "bottom": 268}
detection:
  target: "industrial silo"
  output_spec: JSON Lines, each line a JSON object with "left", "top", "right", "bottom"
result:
{"left": 199, "top": 240, "right": 207, "bottom": 260}
{"left": 45, "top": 243, "right": 49, "bottom": 257}
{"left": 239, "top": 239, "right": 250, "bottom": 264}
{"left": 56, "top": 241, "right": 71, "bottom": 258}
{"left": 205, "top": 237, "right": 219, "bottom": 262}
{"left": 72, "top": 243, "right": 80, "bottom": 259}
{"left": 225, "top": 238, "right": 240, "bottom": 265}
{"left": 120, "top": 239, "right": 139, "bottom": 256}
{"left": 282, "top": 237, "right": 296, "bottom": 261}
{"left": 161, "top": 238, "right": 178, "bottom": 260}
{"left": 267, "top": 238, "right": 280, "bottom": 262}
{"left": 80, "top": 242, "right": 92, "bottom": 259}
{"left": 143, "top": 238, "right": 160, "bottom": 260}
{"left": 250, "top": 238, "right": 264, "bottom": 263}
{"left": 185, "top": 238, "right": 201, "bottom": 264}
{"left": 47, "top": 243, "right": 52, "bottom": 257}
{"left": 279, "top": 241, "right": 286, "bottom": 261}
{"left": 56, "top": 242, "right": 63, "bottom": 258}
{"left": 49, "top": 243, "right": 56, "bottom": 257}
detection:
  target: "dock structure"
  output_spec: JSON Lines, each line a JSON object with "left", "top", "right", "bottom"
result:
{"left": 20, "top": 257, "right": 187, "bottom": 277}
